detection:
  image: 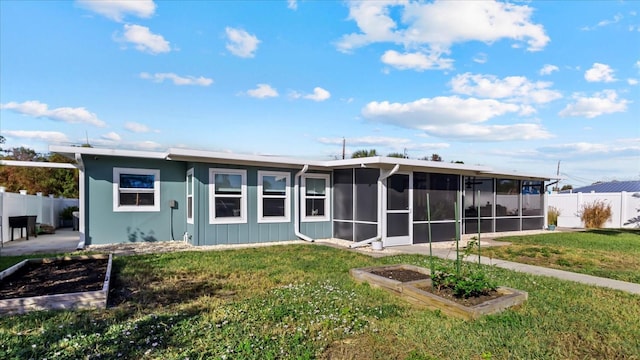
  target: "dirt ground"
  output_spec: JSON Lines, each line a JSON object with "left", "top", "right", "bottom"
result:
{"left": 0, "top": 258, "right": 108, "bottom": 300}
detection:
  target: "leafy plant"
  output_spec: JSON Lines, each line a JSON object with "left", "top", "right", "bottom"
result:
{"left": 431, "top": 266, "right": 497, "bottom": 299}
{"left": 60, "top": 206, "right": 79, "bottom": 220}
{"left": 547, "top": 206, "right": 561, "bottom": 226}
{"left": 431, "top": 239, "right": 497, "bottom": 299}
{"left": 577, "top": 200, "right": 612, "bottom": 228}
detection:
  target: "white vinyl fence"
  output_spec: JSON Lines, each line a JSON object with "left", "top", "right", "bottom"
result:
{"left": 0, "top": 189, "right": 79, "bottom": 244}
{"left": 548, "top": 191, "right": 640, "bottom": 228}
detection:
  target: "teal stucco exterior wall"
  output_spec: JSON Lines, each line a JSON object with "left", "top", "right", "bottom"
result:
{"left": 83, "top": 156, "right": 187, "bottom": 245}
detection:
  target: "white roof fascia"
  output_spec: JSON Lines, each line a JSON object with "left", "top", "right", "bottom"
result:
{"left": 167, "top": 148, "right": 326, "bottom": 169}
{"left": 479, "top": 170, "right": 554, "bottom": 181}
{"left": 0, "top": 160, "right": 77, "bottom": 169}
{"left": 49, "top": 145, "right": 169, "bottom": 160}
{"left": 326, "top": 156, "right": 491, "bottom": 172}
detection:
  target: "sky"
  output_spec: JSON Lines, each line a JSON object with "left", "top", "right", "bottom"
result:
{"left": 1, "top": 0, "right": 639, "bottom": 187}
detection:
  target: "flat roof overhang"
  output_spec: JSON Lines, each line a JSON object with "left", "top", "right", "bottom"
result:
{"left": 49, "top": 146, "right": 554, "bottom": 181}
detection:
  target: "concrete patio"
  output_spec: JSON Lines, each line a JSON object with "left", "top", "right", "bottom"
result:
{"left": 0, "top": 228, "right": 81, "bottom": 256}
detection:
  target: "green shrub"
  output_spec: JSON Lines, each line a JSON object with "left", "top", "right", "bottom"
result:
{"left": 547, "top": 206, "right": 561, "bottom": 226}
{"left": 59, "top": 205, "right": 79, "bottom": 220}
{"left": 578, "top": 200, "right": 612, "bottom": 229}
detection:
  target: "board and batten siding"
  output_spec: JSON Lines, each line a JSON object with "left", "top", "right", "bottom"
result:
{"left": 83, "top": 156, "right": 187, "bottom": 245}
{"left": 193, "top": 164, "right": 332, "bottom": 245}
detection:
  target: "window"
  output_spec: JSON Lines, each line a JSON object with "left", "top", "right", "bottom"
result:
{"left": 302, "top": 174, "right": 330, "bottom": 221}
{"left": 186, "top": 168, "right": 194, "bottom": 224}
{"left": 209, "top": 168, "right": 246, "bottom": 224}
{"left": 113, "top": 168, "right": 160, "bottom": 212}
{"left": 258, "top": 171, "right": 290, "bottom": 223}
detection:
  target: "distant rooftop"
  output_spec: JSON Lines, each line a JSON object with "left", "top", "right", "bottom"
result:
{"left": 562, "top": 180, "right": 640, "bottom": 193}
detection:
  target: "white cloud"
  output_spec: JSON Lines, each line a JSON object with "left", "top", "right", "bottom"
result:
{"left": 423, "top": 123, "right": 552, "bottom": 141}
{"left": 361, "top": 96, "right": 552, "bottom": 141}
{"left": 124, "top": 122, "right": 152, "bottom": 133}
{"left": 246, "top": 84, "right": 279, "bottom": 98}
{"left": 139, "top": 72, "right": 213, "bottom": 86}
{"left": 473, "top": 53, "right": 488, "bottom": 64}
{"left": 584, "top": 63, "right": 616, "bottom": 82}
{"left": 291, "top": 87, "right": 331, "bottom": 101}
{"left": 3, "top": 130, "right": 69, "bottom": 143}
{"left": 76, "top": 0, "right": 156, "bottom": 22}
{"left": 559, "top": 90, "right": 629, "bottom": 118}
{"left": 119, "top": 24, "right": 171, "bottom": 54}
{"left": 381, "top": 50, "right": 453, "bottom": 71}
{"left": 318, "top": 136, "right": 449, "bottom": 153}
{"left": 319, "top": 136, "right": 411, "bottom": 147}
{"left": 101, "top": 132, "right": 122, "bottom": 141}
{"left": 288, "top": 0, "right": 297, "bottom": 10}
{"left": 225, "top": 27, "right": 260, "bottom": 58}
{"left": 628, "top": 78, "right": 638, "bottom": 85}
{"left": 539, "top": 64, "right": 559, "bottom": 75}
{"left": 537, "top": 140, "right": 640, "bottom": 159}
{"left": 1, "top": 100, "right": 106, "bottom": 127}
{"left": 337, "top": 1, "right": 549, "bottom": 68}
{"left": 449, "top": 73, "right": 562, "bottom": 104}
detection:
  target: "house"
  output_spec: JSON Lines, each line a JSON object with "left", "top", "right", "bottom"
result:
{"left": 560, "top": 180, "right": 640, "bottom": 194}
{"left": 50, "top": 146, "right": 551, "bottom": 248}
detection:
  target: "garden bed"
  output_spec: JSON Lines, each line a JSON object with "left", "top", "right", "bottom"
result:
{"left": 0, "top": 254, "right": 112, "bottom": 316}
{"left": 350, "top": 264, "right": 527, "bottom": 320}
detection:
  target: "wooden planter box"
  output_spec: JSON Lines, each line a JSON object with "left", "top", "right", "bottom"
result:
{"left": 350, "top": 264, "right": 528, "bottom": 320}
{"left": 0, "top": 254, "right": 113, "bottom": 316}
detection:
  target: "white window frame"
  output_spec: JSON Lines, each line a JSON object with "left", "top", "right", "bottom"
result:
{"left": 258, "top": 170, "right": 290, "bottom": 223}
{"left": 113, "top": 167, "right": 160, "bottom": 212}
{"left": 186, "top": 168, "right": 194, "bottom": 224}
{"left": 302, "top": 174, "right": 330, "bottom": 222}
{"left": 209, "top": 168, "right": 247, "bottom": 224}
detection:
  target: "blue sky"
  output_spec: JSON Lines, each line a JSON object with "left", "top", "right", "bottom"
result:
{"left": 1, "top": 0, "right": 638, "bottom": 186}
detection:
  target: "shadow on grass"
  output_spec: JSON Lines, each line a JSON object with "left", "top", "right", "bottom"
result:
{"left": 107, "top": 259, "right": 235, "bottom": 309}
{"left": 587, "top": 229, "right": 640, "bottom": 236}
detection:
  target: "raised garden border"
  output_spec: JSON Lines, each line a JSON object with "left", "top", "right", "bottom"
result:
{"left": 0, "top": 254, "right": 113, "bottom": 316}
{"left": 350, "top": 264, "right": 528, "bottom": 320}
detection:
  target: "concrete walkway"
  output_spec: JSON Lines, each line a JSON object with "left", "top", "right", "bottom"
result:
{"left": 359, "top": 243, "right": 640, "bottom": 295}
{"left": 0, "top": 228, "right": 80, "bottom": 256}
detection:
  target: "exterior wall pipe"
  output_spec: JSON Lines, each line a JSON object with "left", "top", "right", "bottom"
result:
{"left": 75, "top": 153, "right": 86, "bottom": 250}
{"left": 294, "top": 165, "right": 314, "bottom": 242}
{"left": 350, "top": 163, "right": 400, "bottom": 248}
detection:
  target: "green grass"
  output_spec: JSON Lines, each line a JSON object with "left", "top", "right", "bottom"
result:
{"left": 1, "top": 244, "right": 639, "bottom": 359}
{"left": 479, "top": 229, "right": 640, "bottom": 283}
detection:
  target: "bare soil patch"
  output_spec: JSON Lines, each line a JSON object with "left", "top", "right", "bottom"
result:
{"left": 369, "top": 268, "right": 430, "bottom": 282}
{"left": 0, "top": 258, "right": 107, "bottom": 300}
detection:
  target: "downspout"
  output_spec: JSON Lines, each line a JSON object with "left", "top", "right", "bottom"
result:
{"left": 350, "top": 163, "right": 400, "bottom": 248}
{"left": 294, "top": 165, "right": 314, "bottom": 242}
{"left": 75, "top": 153, "right": 86, "bottom": 250}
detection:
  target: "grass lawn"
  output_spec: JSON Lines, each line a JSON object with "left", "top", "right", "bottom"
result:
{"left": 478, "top": 229, "right": 640, "bottom": 284}
{"left": 1, "top": 244, "right": 639, "bottom": 359}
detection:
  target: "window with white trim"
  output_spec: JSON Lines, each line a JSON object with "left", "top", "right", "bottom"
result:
{"left": 209, "top": 168, "right": 247, "bottom": 224}
{"left": 258, "top": 171, "right": 290, "bottom": 223}
{"left": 302, "top": 174, "right": 330, "bottom": 222}
{"left": 186, "top": 168, "right": 194, "bottom": 224}
{"left": 113, "top": 168, "right": 160, "bottom": 212}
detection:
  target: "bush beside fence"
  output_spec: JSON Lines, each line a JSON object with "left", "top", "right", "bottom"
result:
{"left": 548, "top": 191, "right": 640, "bottom": 229}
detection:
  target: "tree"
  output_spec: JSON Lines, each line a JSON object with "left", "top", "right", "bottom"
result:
{"left": 351, "top": 149, "right": 378, "bottom": 158}
{"left": 0, "top": 147, "right": 79, "bottom": 197}
{"left": 560, "top": 184, "right": 573, "bottom": 191}
{"left": 387, "top": 152, "right": 406, "bottom": 158}
{"left": 430, "top": 153, "right": 443, "bottom": 162}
